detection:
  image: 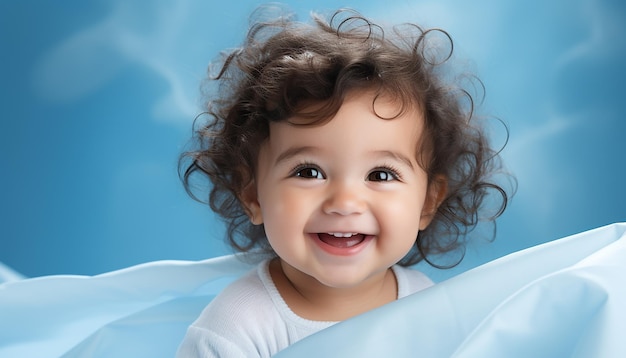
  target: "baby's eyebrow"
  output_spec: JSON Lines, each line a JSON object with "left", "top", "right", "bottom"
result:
{"left": 274, "top": 146, "right": 317, "bottom": 165}
{"left": 370, "top": 150, "right": 415, "bottom": 170}
{"left": 274, "top": 147, "right": 415, "bottom": 170}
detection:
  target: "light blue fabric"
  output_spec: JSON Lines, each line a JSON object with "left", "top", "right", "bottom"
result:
{"left": 278, "top": 223, "right": 626, "bottom": 358}
{"left": 1, "top": 223, "right": 624, "bottom": 357}
{"left": 0, "top": 256, "right": 255, "bottom": 357}
{"left": 0, "top": 262, "right": 25, "bottom": 284}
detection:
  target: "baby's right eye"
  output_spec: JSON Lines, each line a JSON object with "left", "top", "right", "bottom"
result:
{"left": 294, "top": 166, "right": 324, "bottom": 179}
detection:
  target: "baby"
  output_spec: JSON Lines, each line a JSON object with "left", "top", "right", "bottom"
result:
{"left": 177, "top": 7, "right": 509, "bottom": 357}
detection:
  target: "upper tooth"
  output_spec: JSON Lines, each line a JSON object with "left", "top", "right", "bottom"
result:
{"left": 328, "top": 232, "right": 357, "bottom": 237}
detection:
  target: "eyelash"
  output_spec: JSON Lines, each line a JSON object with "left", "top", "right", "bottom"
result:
{"left": 289, "top": 163, "right": 402, "bottom": 182}
{"left": 290, "top": 162, "right": 325, "bottom": 179}
{"left": 368, "top": 165, "right": 402, "bottom": 182}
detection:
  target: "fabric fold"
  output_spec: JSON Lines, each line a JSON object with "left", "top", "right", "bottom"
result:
{"left": 277, "top": 223, "right": 626, "bottom": 357}
{"left": 1, "top": 223, "right": 624, "bottom": 358}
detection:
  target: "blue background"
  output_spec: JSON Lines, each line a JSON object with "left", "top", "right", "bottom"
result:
{"left": 1, "top": 0, "right": 624, "bottom": 279}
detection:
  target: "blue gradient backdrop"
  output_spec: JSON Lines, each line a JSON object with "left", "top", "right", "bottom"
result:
{"left": 1, "top": 0, "right": 625, "bottom": 279}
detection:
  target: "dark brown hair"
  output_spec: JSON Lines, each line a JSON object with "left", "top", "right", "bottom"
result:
{"left": 180, "top": 7, "right": 513, "bottom": 267}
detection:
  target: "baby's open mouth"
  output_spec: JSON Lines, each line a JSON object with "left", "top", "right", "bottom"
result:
{"left": 317, "top": 233, "right": 366, "bottom": 248}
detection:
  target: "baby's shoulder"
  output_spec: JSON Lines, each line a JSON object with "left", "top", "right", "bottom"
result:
{"left": 179, "top": 267, "right": 279, "bottom": 357}
{"left": 192, "top": 262, "right": 280, "bottom": 334}
{"left": 393, "top": 265, "right": 434, "bottom": 298}
{"left": 193, "top": 263, "right": 276, "bottom": 328}
{"left": 181, "top": 261, "right": 290, "bottom": 356}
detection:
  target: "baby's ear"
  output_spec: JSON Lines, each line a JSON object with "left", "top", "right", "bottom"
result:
{"left": 419, "top": 175, "right": 448, "bottom": 230}
{"left": 240, "top": 181, "right": 263, "bottom": 225}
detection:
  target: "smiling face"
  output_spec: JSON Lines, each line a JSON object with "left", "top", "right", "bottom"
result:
{"left": 245, "top": 90, "right": 443, "bottom": 291}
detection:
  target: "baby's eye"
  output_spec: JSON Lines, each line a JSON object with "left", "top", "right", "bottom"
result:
{"left": 294, "top": 167, "right": 324, "bottom": 179}
{"left": 367, "top": 169, "right": 398, "bottom": 182}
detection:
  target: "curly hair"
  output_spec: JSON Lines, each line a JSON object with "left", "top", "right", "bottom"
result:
{"left": 180, "top": 7, "right": 512, "bottom": 267}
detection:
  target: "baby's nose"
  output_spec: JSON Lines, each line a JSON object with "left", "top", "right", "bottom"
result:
{"left": 321, "top": 182, "right": 367, "bottom": 216}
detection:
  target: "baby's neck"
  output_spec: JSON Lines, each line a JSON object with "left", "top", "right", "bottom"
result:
{"left": 269, "top": 259, "right": 398, "bottom": 321}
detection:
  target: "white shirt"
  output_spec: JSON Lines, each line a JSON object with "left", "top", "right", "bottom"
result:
{"left": 177, "top": 260, "right": 433, "bottom": 357}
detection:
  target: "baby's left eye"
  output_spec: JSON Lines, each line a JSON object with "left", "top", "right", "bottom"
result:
{"left": 367, "top": 170, "right": 398, "bottom": 182}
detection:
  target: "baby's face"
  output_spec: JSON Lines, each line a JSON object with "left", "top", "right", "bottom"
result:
{"left": 246, "top": 90, "right": 438, "bottom": 289}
